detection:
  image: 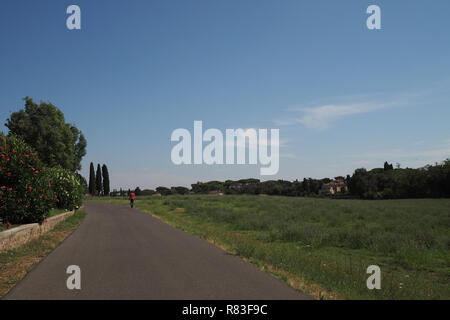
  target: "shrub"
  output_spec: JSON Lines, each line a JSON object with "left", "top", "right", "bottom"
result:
{"left": 0, "top": 133, "right": 56, "bottom": 224}
{"left": 42, "top": 167, "right": 84, "bottom": 211}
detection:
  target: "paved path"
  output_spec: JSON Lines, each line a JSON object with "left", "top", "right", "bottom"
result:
{"left": 4, "top": 202, "right": 312, "bottom": 300}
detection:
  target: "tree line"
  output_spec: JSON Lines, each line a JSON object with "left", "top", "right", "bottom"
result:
{"left": 119, "top": 159, "right": 450, "bottom": 200}
{"left": 348, "top": 160, "right": 450, "bottom": 199}
{"left": 120, "top": 178, "right": 339, "bottom": 198}
{"left": 88, "top": 162, "right": 110, "bottom": 196}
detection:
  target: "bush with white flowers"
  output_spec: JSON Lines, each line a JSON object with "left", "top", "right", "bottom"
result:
{"left": 42, "top": 167, "right": 84, "bottom": 211}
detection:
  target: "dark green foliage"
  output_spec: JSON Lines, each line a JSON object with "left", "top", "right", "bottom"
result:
{"left": 95, "top": 164, "right": 102, "bottom": 196}
{"left": 102, "top": 164, "right": 110, "bottom": 196}
{"left": 88, "top": 162, "right": 96, "bottom": 195}
{"left": 190, "top": 177, "right": 328, "bottom": 197}
{"left": 171, "top": 186, "right": 189, "bottom": 195}
{"left": 384, "top": 161, "right": 394, "bottom": 171}
{"left": 5, "top": 97, "right": 87, "bottom": 172}
{"left": 348, "top": 159, "right": 450, "bottom": 199}
{"left": 156, "top": 186, "right": 171, "bottom": 196}
{"left": 134, "top": 187, "right": 141, "bottom": 196}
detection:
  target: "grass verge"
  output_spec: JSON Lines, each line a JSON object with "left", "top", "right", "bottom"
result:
{"left": 0, "top": 209, "right": 87, "bottom": 298}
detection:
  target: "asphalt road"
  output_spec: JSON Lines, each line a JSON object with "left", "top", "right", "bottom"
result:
{"left": 4, "top": 202, "right": 312, "bottom": 300}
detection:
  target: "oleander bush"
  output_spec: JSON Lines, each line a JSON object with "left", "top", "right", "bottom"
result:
{"left": 0, "top": 133, "right": 56, "bottom": 224}
{"left": 42, "top": 167, "right": 84, "bottom": 211}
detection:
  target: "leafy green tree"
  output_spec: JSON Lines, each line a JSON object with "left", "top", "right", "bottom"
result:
{"left": 134, "top": 187, "right": 142, "bottom": 196}
{"left": 102, "top": 164, "right": 110, "bottom": 196}
{"left": 384, "top": 161, "right": 394, "bottom": 171}
{"left": 89, "top": 162, "right": 96, "bottom": 195}
{"left": 5, "top": 97, "right": 87, "bottom": 172}
{"left": 171, "top": 186, "right": 189, "bottom": 195}
{"left": 156, "top": 186, "right": 171, "bottom": 196}
{"left": 95, "top": 164, "right": 103, "bottom": 196}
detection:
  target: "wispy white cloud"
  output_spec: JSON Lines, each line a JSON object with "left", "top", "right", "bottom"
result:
{"left": 273, "top": 101, "right": 391, "bottom": 130}
{"left": 273, "top": 88, "right": 430, "bottom": 130}
{"left": 296, "top": 103, "right": 384, "bottom": 130}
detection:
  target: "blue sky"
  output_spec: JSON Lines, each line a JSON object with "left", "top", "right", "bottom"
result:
{"left": 1, "top": 0, "right": 450, "bottom": 189}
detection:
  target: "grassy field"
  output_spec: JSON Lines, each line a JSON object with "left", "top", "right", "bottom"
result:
{"left": 0, "top": 209, "right": 87, "bottom": 297}
{"left": 91, "top": 195, "right": 450, "bottom": 300}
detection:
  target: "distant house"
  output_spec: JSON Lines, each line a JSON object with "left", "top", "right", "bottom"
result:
{"left": 321, "top": 179, "right": 348, "bottom": 195}
{"left": 152, "top": 193, "right": 162, "bottom": 197}
{"left": 208, "top": 190, "right": 224, "bottom": 196}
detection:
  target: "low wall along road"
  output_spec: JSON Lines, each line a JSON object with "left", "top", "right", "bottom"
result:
{"left": 0, "top": 208, "right": 80, "bottom": 253}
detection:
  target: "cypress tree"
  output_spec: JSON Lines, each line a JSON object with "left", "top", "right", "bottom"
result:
{"left": 95, "top": 163, "right": 103, "bottom": 196}
{"left": 89, "top": 162, "right": 96, "bottom": 195}
{"left": 102, "top": 164, "right": 110, "bottom": 196}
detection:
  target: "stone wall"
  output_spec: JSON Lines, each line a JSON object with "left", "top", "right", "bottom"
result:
{"left": 0, "top": 208, "right": 80, "bottom": 253}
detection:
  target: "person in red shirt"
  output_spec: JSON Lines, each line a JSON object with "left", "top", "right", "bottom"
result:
{"left": 129, "top": 192, "right": 136, "bottom": 208}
